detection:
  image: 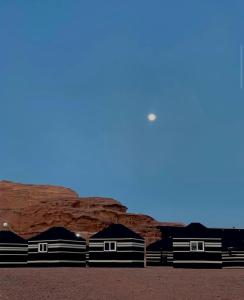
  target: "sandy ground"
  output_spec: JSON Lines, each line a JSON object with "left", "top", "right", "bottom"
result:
{"left": 0, "top": 267, "right": 244, "bottom": 300}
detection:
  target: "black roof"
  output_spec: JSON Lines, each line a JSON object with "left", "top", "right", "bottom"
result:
{"left": 90, "top": 223, "right": 143, "bottom": 240}
{"left": 222, "top": 228, "right": 244, "bottom": 237}
{"left": 160, "top": 223, "right": 222, "bottom": 238}
{"left": 157, "top": 225, "right": 185, "bottom": 237}
{"left": 147, "top": 237, "right": 172, "bottom": 251}
{"left": 158, "top": 223, "right": 244, "bottom": 241}
{"left": 29, "top": 227, "right": 85, "bottom": 241}
{"left": 222, "top": 228, "right": 244, "bottom": 249}
{"left": 0, "top": 231, "right": 27, "bottom": 243}
{"left": 186, "top": 223, "right": 206, "bottom": 230}
{"left": 223, "top": 238, "right": 244, "bottom": 249}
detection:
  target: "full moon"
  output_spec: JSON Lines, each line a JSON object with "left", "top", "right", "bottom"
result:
{"left": 147, "top": 113, "right": 157, "bottom": 122}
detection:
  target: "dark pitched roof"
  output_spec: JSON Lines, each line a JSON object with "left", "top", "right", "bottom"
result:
{"left": 222, "top": 228, "right": 244, "bottom": 249}
{"left": 147, "top": 238, "right": 172, "bottom": 251}
{"left": 157, "top": 225, "right": 185, "bottom": 237}
{"left": 0, "top": 231, "right": 27, "bottom": 243}
{"left": 159, "top": 223, "right": 244, "bottom": 241}
{"left": 166, "top": 223, "right": 222, "bottom": 238}
{"left": 29, "top": 227, "right": 85, "bottom": 241}
{"left": 222, "top": 228, "right": 244, "bottom": 237}
{"left": 90, "top": 224, "right": 143, "bottom": 240}
{"left": 186, "top": 223, "right": 206, "bottom": 230}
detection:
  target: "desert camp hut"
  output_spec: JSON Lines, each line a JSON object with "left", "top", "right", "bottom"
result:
{"left": 0, "top": 230, "right": 27, "bottom": 266}
{"left": 88, "top": 223, "right": 145, "bottom": 267}
{"left": 28, "top": 227, "right": 86, "bottom": 267}
{"left": 166, "top": 223, "right": 223, "bottom": 268}
{"left": 222, "top": 228, "right": 244, "bottom": 268}
{"left": 146, "top": 237, "right": 173, "bottom": 266}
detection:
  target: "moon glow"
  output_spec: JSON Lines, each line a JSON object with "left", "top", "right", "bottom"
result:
{"left": 147, "top": 113, "right": 157, "bottom": 122}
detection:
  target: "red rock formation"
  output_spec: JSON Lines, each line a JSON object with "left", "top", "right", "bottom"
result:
{"left": 0, "top": 180, "right": 183, "bottom": 244}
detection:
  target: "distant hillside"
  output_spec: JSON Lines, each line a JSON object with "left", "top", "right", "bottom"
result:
{"left": 0, "top": 180, "right": 183, "bottom": 244}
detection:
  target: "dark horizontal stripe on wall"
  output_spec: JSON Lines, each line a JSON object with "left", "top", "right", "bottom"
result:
{"left": 146, "top": 263, "right": 173, "bottom": 266}
{"left": 88, "top": 262, "right": 144, "bottom": 268}
{"left": 174, "top": 253, "right": 221, "bottom": 260}
{"left": 0, "top": 251, "right": 28, "bottom": 255}
{"left": 88, "top": 252, "right": 144, "bottom": 260}
{"left": 146, "top": 261, "right": 173, "bottom": 266}
{"left": 173, "top": 247, "right": 221, "bottom": 252}
{"left": 0, "top": 263, "right": 28, "bottom": 268}
{"left": 223, "top": 262, "right": 244, "bottom": 267}
{"left": 173, "top": 263, "right": 222, "bottom": 269}
{"left": 28, "top": 252, "right": 86, "bottom": 261}
{"left": 89, "top": 250, "right": 144, "bottom": 255}
{"left": 222, "top": 247, "right": 244, "bottom": 251}
{"left": 27, "top": 262, "right": 86, "bottom": 267}
{"left": 0, "top": 255, "right": 27, "bottom": 263}
{"left": 0, "top": 243, "right": 27, "bottom": 247}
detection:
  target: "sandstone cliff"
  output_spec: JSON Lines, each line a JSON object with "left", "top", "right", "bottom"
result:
{"left": 0, "top": 180, "right": 182, "bottom": 244}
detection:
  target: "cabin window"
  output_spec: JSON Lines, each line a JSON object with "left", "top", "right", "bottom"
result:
{"left": 104, "top": 241, "right": 117, "bottom": 252}
{"left": 190, "top": 241, "right": 204, "bottom": 252}
{"left": 38, "top": 243, "right": 48, "bottom": 253}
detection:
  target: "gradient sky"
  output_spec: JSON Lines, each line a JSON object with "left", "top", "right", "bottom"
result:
{"left": 1, "top": 1, "right": 244, "bottom": 228}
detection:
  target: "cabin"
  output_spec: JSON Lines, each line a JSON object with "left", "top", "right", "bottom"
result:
{"left": 146, "top": 238, "right": 173, "bottom": 266}
{"left": 0, "top": 230, "right": 27, "bottom": 266}
{"left": 88, "top": 223, "right": 145, "bottom": 267}
{"left": 171, "top": 223, "right": 222, "bottom": 268}
{"left": 28, "top": 227, "right": 86, "bottom": 267}
{"left": 158, "top": 223, "right": 223, "bottom": 268}
{"left": 222, "top": 228, "right": 244, "bottom": 268}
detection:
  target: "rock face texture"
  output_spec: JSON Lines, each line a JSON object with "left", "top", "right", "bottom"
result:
{"left": 0, "top": 180, "right": 182, "bottom": 244}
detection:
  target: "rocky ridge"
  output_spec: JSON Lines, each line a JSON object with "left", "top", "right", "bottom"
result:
{"left": 0, "top": 180, "right": 182, "bottom": 244}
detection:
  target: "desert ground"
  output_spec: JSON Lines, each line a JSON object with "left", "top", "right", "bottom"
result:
{"left": 0, "top": 267, "right": 244, "bottom": 300}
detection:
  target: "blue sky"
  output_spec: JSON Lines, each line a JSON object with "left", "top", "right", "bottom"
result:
{"left": 1, "top": 1, "right": 244, "bottom": 227}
